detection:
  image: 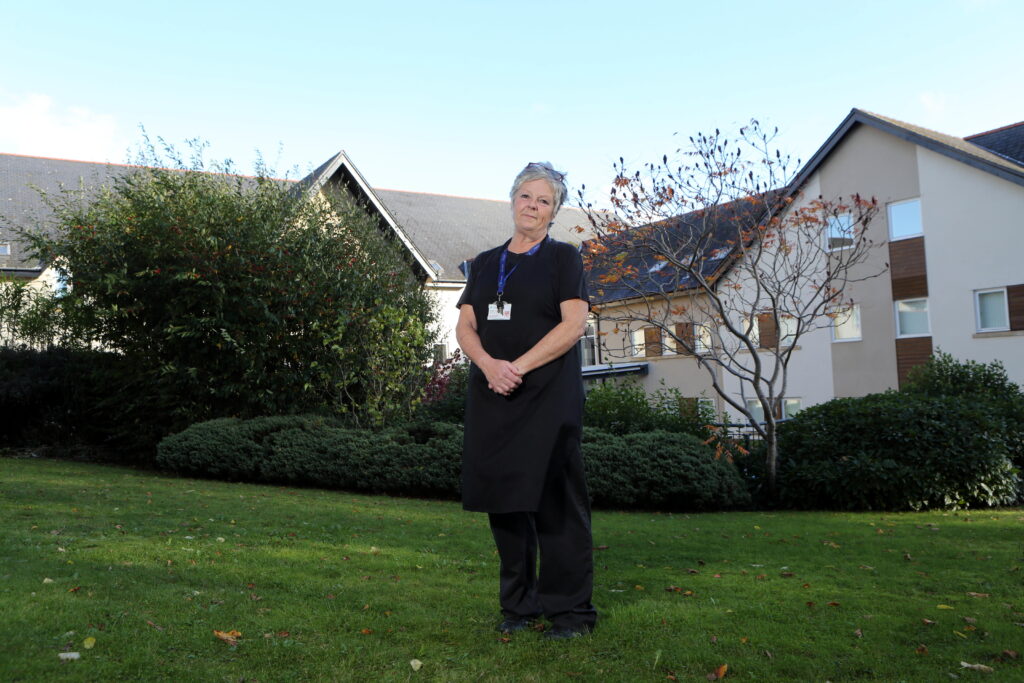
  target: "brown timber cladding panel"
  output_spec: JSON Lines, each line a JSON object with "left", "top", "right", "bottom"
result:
{"left": 889, "top": 236, "right": 928, "bottom": 300}
{"left": 1009, "top": 284, "right": 1024, "bottom": 331}
{"left": 674, "top": 322, "right": 694, "bottom": 354}
{"left": 896, "top": 336, "right": 933, "bottom": 387}
{"left": 644, "top": 326, "right": 662, "bottom": 356}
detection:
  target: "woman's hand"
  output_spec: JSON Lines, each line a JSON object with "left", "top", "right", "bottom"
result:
{"left": 482, "top": 358, "right": 522, "bottom": 396}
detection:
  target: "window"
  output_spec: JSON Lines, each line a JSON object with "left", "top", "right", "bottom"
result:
{"left": 695, "top": 325, "right": 713, "bottom": 354}
{"left": 888, "top": 198, "right": 922, "bottom": 240}
{"left": 782, "top": 398, "right": 802, "bottom": 419}
{"left": 579, "top": 323, "right": 598, "bottom": 366}
{"left": 747, "top": 312, "right": 796, "bottom": 348}
{"left": 0, "top": 243, "right": 11, "bottom": 256}
{"left": 831, "top": 304, "right": 862, "bottom": 342}
{"left": 745, "top": 397, "right": 801, "bottom": 422}
{"left": 826, "top": 214, "right": 854, "bottom": 251}
{"left": 975, "top": 288, "right": 1009, "bottom": 332}
{"left": 697, "top": 397, "right": 716, "bottom": 415}
{"left": 895, "top": 298, "right": 929, "bottom": 337}
{"left": 745, "top": 399, "right": 765, "bottom": 423}
{"left": 629, "top": 328, "right": 645, "bottom": 357}
{"left": 432, "top": 343, "right": 448, "bottom": 365}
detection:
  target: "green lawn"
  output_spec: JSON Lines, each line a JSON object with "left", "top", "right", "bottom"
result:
{"left": 1, "top": 456, "right": 1021, "bottom": 682}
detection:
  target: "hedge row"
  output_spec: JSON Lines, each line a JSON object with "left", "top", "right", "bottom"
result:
{"left": 776, "top": 392, "right": 1019, "bottom": 511}
{"left": 156, "top": 418, "right": 751, "bottom": 512}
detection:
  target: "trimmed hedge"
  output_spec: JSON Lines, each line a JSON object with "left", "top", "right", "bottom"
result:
{"left": 157, "top": 419, "right": 750, "bottom": 512}
{"left": 776, "top": 392, "right": 1019, "bottom": 511}
{"left": 583, "top": 428, "right": 751, "bottom": 511}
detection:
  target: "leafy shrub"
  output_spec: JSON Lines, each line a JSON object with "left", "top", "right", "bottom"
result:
{"left": 903, "top": 351, "right": 1024, "bottom": 502}
{"left": 583, "top": 379, "right": 713, "bottom": 438}
{"left": 158, "top": 418, "right": 749, "bottom": 511}
{"left": 583, "top": 428, "right": 751, "bottom": 511}
{"left": 0, "top": 347, "right": 125, "bottom": 450}
{"left": 16, "top": 140, "right": 436, "bottom": 446}
{"left": 157, "top": 418, "right": 463, "bottom": 500}
{"left": 776, "top": 392, "right": 1019, "bottom": 511}
{"left": 417, "top": 352, "right": 469, "bottom": 424}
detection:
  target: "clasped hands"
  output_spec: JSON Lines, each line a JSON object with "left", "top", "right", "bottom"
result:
{"left": 484, "top": 358, "right": 523, "bottom": 396}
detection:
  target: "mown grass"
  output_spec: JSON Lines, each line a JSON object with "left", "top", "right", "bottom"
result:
{"left": 1, "top": 456, "right": 1021, "bottom": 682}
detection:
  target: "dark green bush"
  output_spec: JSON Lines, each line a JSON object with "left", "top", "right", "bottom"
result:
{"left": 0, "top": 347, "right": 124, "bottom": 450}
{"left": 776, "top": 392, "right": 1019, "bottom": 511}
{"left": 157, "top": 418, "right": 463, "bottom": 499}
{"left": 583, "top": 428, "right": 750, "bottom": 511}
{"left": 158, "top": 418, "right": 749, "bottom": 511}
{"left": 417, "top": 355, "right": 469, "bottom": 424}
{"left": 583, "top": 379, "right": 713, "bottom": 438}
{"left": 903, "top": 351, "right": 1024, "bottom": 502}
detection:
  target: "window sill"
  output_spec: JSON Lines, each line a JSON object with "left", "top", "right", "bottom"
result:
{"left": 831, "top": 338, "right": 862, "bottom": 343}
{"left": 972, "top": 329, "right": 1024, "bottom": 339}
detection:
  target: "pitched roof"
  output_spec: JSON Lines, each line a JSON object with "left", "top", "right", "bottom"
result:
{"left": 790, "top": 108, "right": 1024, "bottom": 191}
{"left": 0, "top": 154, "right": 135, "bottom": 272}
{"left": 1, "top": 151, "right": 591, "bottom": 283}
{"left": 584, "top": 193, "right": 779, "bottom": 305}
{"left": 965, "top": 121, "right": 1024, "bottom": 165}
{"left": 374, "top": 188, "right": 590, "bottom": 283}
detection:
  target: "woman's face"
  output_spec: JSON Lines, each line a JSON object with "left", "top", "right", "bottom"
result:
{"left": 512, "top": 178, "right": 555, "bottom": 233}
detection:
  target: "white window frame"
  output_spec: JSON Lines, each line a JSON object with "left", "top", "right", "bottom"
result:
{"left": 894, "top": 298, "right": 930, "bottom": 338}
{"left": 745, "top": 399, "right": 765, "bottom": 423}
{"left": 695, "top": 325, "right": 713, "bottom": 355}
{"left": 629, "top": 328, "right": 645, "bottom": 357}
{"left": 825, "top": 213, "right": 854, "bottom": 252}
{"left": 887, "top": 198, "right": 922, "bottom": 241}
{"left": 697, "top": 397, "right": 715, "bottom": 414}
{"left": 975, "top": 288, "right": 1010, "bottom": 333}
{"left": 830, "top": 304, "right": 862, "bottom": 342}
{"left": 0, "top": 243, "right": 11, "bottom": 256}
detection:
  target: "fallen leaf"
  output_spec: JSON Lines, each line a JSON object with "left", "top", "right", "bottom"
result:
{"left": 410, "top": 659, "right": 423, "bottom": 671}
{"left": 83, "top": 637, "right": 96, "bottom": 649}
{"left": 853, "top": 629, "right": 863, "bottom": 638}
{"left": 705, "top": 663, "right": 728, "bottom": 680}
{"left": 960, "top": 661, "right": 994, "bottom": 673}
{"left": 68, "top": 586, "right": 81, "bottom": 593}
{"left": 359, "top": 628, "right": 373, "bottom": 635}
{"left": 827, "top": 602, "right": 841, "bottom": 607}
{"left": 687, "top": 568, "right": 700, "bottom": 574}
{"left": 594, "top": 545, "right": 609, "bottom": 550}
{"left": 1001, "top": 650, "right": 1019, "bottom": 660}
{"left": 146, "top": 620, "right": 164, "bottom": 631}
{"left": 921, "top": 619, "right": 936, "bottom": 626}
{"left": 904, "top": 553, "right": 913, "bottom": 561}
{"left": 966, "top": 592, "right": 990, "bottom": 598}
{"left": 806, "top": 601, "right": 816, "bottom": 608}
{"left": 43, "top": 578, "right": 54, "bottom": 584}
{"left": 954, "top": 630, "right": 968, "bottom": 639}
{"left": 937, "top": 604, "right": 954, "bottom": 610}
{"left": 58, "top": 652, "right": 80, "bottom": 661}
{"left": 858, "top": 565, "right": 875, "bottom": 570}
{"left": 916, "top": 644, "right": 929, "bottom": 655}
{"left": 213, "top": 629, "right": 241, "bottom": 646}
{"left": 665, "top": 586, "right": 682, "bottom": 592}
{"left": 964, "top": 616, "right": 978, "bottom": 624}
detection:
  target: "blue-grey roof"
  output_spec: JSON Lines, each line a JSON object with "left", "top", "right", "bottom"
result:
{"left": 1, "top": 152, "right": 591, "bottom": 281}
{"left": 966, "top": 121, "right": 1024, "bottom": 165}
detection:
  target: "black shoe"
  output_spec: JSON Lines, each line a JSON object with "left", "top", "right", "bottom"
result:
{"left": 543, "top": 625, "right": 590, "bottom": 640}
{"left": 496, "top": 617, "right": 534, "bottom": 633}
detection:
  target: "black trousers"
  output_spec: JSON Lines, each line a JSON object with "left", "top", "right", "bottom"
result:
{"left": 487, "top": 443, "right": 597, "bottom": 631}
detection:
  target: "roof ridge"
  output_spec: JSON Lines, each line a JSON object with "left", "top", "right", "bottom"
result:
{"left": 0, "top": 151, "right": 294, "bottom": 182}
{"left": 964, "top": 120, "right": 1024, "bottom": 140}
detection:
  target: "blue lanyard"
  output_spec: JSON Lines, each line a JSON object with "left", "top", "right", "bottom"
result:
{"left": 497, "top": 237, "right": 545, "bottom": 301}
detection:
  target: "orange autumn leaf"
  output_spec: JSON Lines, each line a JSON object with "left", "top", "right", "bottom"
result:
{"left": 706, "top": 663, "right": 728, "bottom": 680}
{"left": 213, "top": 629, "right": 241, "bottom": 646}
{"left": 916, "top": 644, "right": 929, "bottom": 655}
{"left": 359, "top": 628, "right": 373, "bottom": 635}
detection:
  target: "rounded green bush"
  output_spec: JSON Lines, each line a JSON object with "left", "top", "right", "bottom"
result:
{"left": 776, "top": 392, "right": 1019, "bottom": 511}
{"left": 583, "top": 428, "right": 751, "bottom": 511}
{"left": 158, "top": 419, "right": 750, "bottom": 512}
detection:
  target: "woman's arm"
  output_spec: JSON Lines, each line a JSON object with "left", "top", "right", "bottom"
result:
{"left": 455, "top": 304, "right": 523, "bottom": 396}
{"left": 512, "top": 298, "right": 589, "bottom": 375}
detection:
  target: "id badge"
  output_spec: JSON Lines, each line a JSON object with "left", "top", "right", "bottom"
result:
{"left": 487, "top": 301, "right": 512, "bottom": 321}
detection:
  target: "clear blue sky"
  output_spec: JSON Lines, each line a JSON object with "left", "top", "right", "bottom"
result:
{"left": 2, "top": 0, "right": 1022, "bottom": 203}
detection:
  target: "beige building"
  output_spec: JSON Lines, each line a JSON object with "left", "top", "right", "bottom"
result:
{"left": 585, "top": 109, "right": 1024, "bottom": 420}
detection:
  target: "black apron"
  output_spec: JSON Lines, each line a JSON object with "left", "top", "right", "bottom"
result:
{"left": 458, "top": 237, "right": 589, "bottom": 513}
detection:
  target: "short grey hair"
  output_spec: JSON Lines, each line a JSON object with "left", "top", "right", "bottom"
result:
{"left": 510, "top": 161, "right": 568, "bottom": 219}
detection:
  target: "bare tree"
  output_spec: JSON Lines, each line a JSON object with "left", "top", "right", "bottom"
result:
{"left": 579, "top": 121, "right": 886, "bottom": 495}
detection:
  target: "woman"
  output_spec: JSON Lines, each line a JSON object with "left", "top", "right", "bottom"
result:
{"left": 456, "top": 161, "right": 596, "bottom": 640}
